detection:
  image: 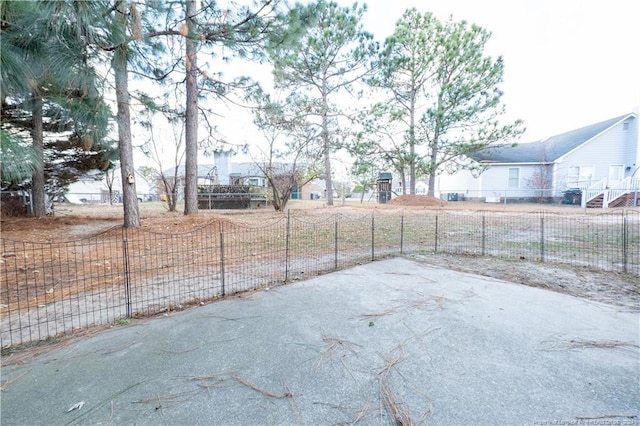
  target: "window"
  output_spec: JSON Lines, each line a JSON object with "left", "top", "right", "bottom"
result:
{"left": 508, "top": 168, "right": 519, "bottom": 189}
{"left": 608, "top": 165, "right": 623, "bottom": 183}
{"left": 567, "top": 166, "right": 594, "bottom": 188}
{"left": 567, "top": 166, "right": 579, "bottom": 186}
{"left": 248, "top": 177, "right": 261, "bottom": 187}
{"left": 623, "top": 122, "right": 629, "bottom": 130}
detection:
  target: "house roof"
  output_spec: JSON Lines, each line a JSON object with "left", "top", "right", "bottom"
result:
{"left": 161, "top": 162, "right": 288, "bottom": 179}
{"left": 471, "top": 113, "right": 635, "bottom": 163}
{"left": 228, "top": 162, "right": 264, "bottom": 177}
{"left": 161, "top": 164, "right": 217, "bottom": 178}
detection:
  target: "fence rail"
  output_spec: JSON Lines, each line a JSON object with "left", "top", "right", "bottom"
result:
{"left": 2, "top": 209, "right": 638, "bottom": 349}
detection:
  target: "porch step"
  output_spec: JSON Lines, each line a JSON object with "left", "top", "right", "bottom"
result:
{"left": 587, "top": 192, "right": 637, "bottom": 208}
{"left": 586, "top": 194, "right": 604, "bottom": 208}
{"left": 609, "top": 192, "right": 637, "bottom": 208}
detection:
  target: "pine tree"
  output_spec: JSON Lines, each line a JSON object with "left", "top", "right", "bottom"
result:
{"left": 371, "top": 10, "right": 524, "bottom": 196}
{"left": 1, "top": 0, "right": 112, "bottom": 216}
{"left": 268, "top": 0, "right": 376, "bottom": 205}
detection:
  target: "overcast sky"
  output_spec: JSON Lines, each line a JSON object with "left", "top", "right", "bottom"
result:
{"left": 354, "top": 0, "right": 639, "bottom": 141}
{"left": 185, "top": 0, "right": 640, "bottom": 173}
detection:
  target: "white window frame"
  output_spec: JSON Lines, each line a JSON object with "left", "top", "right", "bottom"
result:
{"left": 567, "top": 165, "right": 594, "bottom": 188}
{"left": 508, "top": 167, "right": 519, "bottom": 189}
{"left": 608, "top": 165, "right": 624, "bottom": 184}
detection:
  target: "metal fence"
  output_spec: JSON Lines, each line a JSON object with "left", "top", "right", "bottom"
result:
{"left": 2, "top": 209, "right": 638, "bottom": 350}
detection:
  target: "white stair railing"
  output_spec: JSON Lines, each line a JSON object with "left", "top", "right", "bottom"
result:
{"left": 603, "top": 177, "right": 640, "bottom": 208}
{"left": 580, "top": 178, "right": 607, "bottom": 208}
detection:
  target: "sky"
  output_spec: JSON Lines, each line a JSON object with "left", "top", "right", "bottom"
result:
{"left": 141, "top": 0, "right": 640, "bottom": 174}
{"left": 353, "top": 0, "right": 639, "bottom": 142}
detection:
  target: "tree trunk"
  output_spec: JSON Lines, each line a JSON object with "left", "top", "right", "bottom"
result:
{"left": 409, "top": 90, "right": 416, "bottom": 195}
{"left": 183, "top": 0, "right": 198, "bottom": 215}
{"left": 31, "top": 93, "right": 46, "bottom": 217}
{"left": 113, "top": 0, "right": 140, "bottom": 228}
{"left": 427, "top": 142, "right": 438, "bottom": 196}
{"left": 321, "top": 81, "right": 333, "bottom": 206}
{"left": 162, "top": 173, "right": 179, "bottom": 212}
{"left": 105, "top": 168, "right": 115, "bottom": 205}
{"left": 280, "top": 195, "right": 289, "bottom": 211}
{"left": 427, "top": 99, "right": 443, "bottom": 197}
{"left": 271, "top": 182, "right": 281, "bottom": 211}
{"left": 323, "top": 140, "right": 333, "bottom": 205}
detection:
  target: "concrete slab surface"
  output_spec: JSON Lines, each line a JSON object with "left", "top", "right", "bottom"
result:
{"left": 1, "top": 257, "right": 638, "bottom": 425}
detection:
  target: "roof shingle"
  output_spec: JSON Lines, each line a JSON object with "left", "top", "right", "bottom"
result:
{"left": 471, "top": 114, "right": 633, "bottom": 163}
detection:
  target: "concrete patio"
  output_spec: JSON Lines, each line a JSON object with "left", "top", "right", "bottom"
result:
{"left": 1, "top": 257, "right": 638, "bottom": 425}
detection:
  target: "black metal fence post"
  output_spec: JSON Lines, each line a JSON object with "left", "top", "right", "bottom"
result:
{"left": 400, "top": 211, "right": 405, "bottom": 255}
{"left": 434, "top": 213, "right": 439, "bottom": 253}
{"left": 371, "top": 212, "right": 375, "bottom": 261}
{"left": 622, "top": 214, "right": 628, "bottom": 274}
{"left": 481, "top": 214, "right": 486, "bottom": 256}
{"left": 334, "top": 215, "right": 338, "bottom": 270}
{"left": 219, "top": 232, "right": 226, "bottom": 296}
{"left": 122, "top": 228, "right": 132, "bottom": 318}
{"left": 285, "top": 209, "right": 291, "bottom": 282}
{"left": 540, "top": 214, "right": 545, "bottom": 262}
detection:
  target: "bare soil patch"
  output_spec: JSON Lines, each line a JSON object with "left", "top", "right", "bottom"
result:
{"left": 383, "top": 194, "right": 633, "bottom": 215}
{"left": 1, "top": 205, "right": 236, "bottom": 241}
{"left": 412, "top": 253, "right": 638, "bottom": 311}
{"left": 1, "top": 201, "right": 638, "bottom": 316}
{"left": 388, "top": 194, "right": 446, "bottom": 207}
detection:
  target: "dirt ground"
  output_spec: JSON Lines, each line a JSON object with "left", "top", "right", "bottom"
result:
{"left": 1, "top": 198, "right": 638, "bottom": 313}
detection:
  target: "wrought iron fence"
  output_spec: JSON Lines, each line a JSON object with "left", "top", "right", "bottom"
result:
{"left": 1, "top": 209, "right": 638, "bottom": 350}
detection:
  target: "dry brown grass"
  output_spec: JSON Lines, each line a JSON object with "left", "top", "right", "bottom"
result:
{"left": 2, "top": 200, "right": 638, "bottom": 332}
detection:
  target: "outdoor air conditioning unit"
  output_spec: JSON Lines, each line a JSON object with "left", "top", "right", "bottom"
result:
{"left": 442, "top": 193, "right": 463, "bottom": 201}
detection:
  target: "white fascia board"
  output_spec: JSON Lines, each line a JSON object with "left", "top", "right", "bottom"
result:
{"left": 480, "top": 162, "right": 554, "bottom": 166}
{"left": 555, "top": 113, "right": 636, "bottom": 163}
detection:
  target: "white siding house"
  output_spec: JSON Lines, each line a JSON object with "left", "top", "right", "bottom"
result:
{"left": 435, "top": 112, "right": 639, "bottom": 207}
{"left": 65, "top": 169, "right": 154, "bottom": 203}
{"left": 159, "top": 151, "right": 317, "bottom": 203}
